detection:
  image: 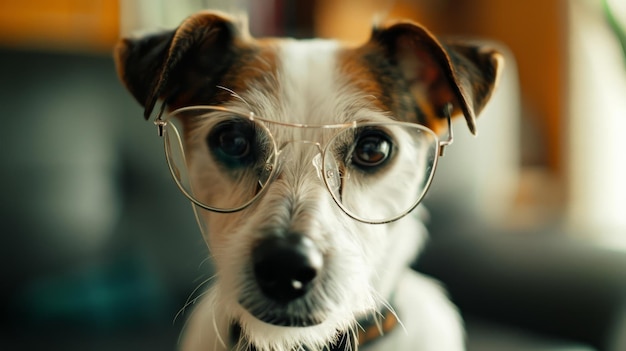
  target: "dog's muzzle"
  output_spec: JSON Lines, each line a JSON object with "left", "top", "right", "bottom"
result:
{"left": 241, "top": 233, "right": 326, "bottom": 326}
{"left": 253, "top": 234, "right": 323, "bottom": 303}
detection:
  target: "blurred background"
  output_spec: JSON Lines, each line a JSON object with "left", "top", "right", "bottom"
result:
{"left": 0, "top": 0, "right": 625, "bottom": 350}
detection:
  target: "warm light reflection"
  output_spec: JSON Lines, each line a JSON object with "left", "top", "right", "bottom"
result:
{"left": 0, "top": 0, "right": 119, "bottom": 52}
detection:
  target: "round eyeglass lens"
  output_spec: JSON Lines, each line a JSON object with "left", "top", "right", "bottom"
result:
{"left": 323, "top": 123, "right": 439, "bottom": 223}
{"left": 162, "top": 108, "right": 276, "bottom": 212}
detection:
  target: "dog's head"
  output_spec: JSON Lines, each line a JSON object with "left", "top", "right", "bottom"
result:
{"left": 115, "top": 11, "right": 502, "bottom": 350}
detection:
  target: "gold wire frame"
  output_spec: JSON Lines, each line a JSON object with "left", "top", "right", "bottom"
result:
{"left": 154, "top": 105, "right": 454, "bottom": 224}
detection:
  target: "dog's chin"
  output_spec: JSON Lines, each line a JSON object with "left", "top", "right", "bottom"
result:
{"left": 235, "top": 307, "right": 354, "bottom": 351}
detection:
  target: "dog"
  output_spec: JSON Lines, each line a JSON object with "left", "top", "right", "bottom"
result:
{"left": 114, "top": 10, "right": 502, "bottom": 351}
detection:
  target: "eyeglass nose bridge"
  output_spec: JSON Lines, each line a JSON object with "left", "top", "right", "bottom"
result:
{"left": 270, "top": 139, "right": 341, "bottom": 189}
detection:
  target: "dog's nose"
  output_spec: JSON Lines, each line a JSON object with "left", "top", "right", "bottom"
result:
{"left": 252, "top": 234, "right": 323, "bottom": 303}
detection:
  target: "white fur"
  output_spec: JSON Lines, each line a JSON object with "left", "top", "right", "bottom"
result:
{"left": 179, "top": 38, "right": 464, "bottom": 351}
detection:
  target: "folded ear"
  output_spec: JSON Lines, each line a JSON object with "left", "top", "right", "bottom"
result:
{"left": 370, "top": 21, "right": 504, "bottom": 134}
{"left": 113, "top": 11, "right": 244, "bottom": 119}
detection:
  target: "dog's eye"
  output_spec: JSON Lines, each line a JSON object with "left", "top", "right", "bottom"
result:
{"left": 208, "top": 119, "right": 256, "bottom": 165}
{"left": 352, "top": 130, "right": 392, "bottom": 168}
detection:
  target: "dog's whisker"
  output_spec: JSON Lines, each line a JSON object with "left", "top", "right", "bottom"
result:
{"left": 174, "top": 275, "right": 217, "bottom": 324}
{"left": 343, "top": 325, "right": 358, "bottom": 351}
{"left": 211, "top": 308, "right": 228, "bottom": 350}
{"left": 338, "top": 330, "right": 349, "bottom": 349}
{"left": 216, "top": 85, "right": 252, "bottom": 110}
{"left": 374, "top": 314, "right": 384, "bottom": 338}
{"left": 197, "top": 256, "right": 213, "bottom": 270}
{"left": 367, "top": 289, "right": 407, "bottom": 337}
{"left": 173, "top": 289, "right": 210, "bottom": 325}
{"left": 377, "top": 294, "right": 407, "bottom": 336}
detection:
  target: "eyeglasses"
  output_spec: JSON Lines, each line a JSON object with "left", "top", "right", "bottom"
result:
{"left": 154, "top": 105, "right": 453, "bottom": 224}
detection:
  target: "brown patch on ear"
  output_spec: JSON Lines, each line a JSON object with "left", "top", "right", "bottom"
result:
{"left": 370, "top": 20, "right": 503, "bottom": 135}
{"left": 113, "top": 11, "right": 246, "bottom": 119}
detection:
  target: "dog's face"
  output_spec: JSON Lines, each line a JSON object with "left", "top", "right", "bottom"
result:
{"left": 115, "top": 11, "right": 501, "bottom": 350}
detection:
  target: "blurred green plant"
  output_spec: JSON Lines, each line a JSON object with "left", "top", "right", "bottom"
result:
{"left": 603, "top": 0, "right": 626, "bottom": 64}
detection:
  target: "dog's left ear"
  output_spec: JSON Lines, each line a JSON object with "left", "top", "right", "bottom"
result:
{"left": 371, "top": 21, "right": 504, "bottom": 135}
{"left": 114, "top": 11, "right": 246, "bottom": 120}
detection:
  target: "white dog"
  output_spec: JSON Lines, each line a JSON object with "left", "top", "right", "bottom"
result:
{"left": 114, "top": 11, "right": 502, "bottom": 351}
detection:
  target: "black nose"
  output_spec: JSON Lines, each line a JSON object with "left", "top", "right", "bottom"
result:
{"left": 252, "top": 234, "right": 323, "bottom": 303}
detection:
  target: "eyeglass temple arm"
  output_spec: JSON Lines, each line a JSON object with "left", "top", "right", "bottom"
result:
{"left": 438, "top": 103, "right": 454, "bottom": 157}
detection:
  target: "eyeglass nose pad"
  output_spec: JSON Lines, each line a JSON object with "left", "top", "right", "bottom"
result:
{"left": 257, "top": 162, "right": 274, "bottom": 188}
{"left": 312, "top": 153, "right": 340, "bottom": 190}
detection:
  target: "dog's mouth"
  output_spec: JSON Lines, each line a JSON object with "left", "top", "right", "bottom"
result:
{"left": 238, "top": 286, "right": 329, "bottom": 327}
{"left": 240, "top": 300, "right": 326, "bottom": 327}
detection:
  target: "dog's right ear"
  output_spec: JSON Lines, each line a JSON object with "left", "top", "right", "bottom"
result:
{"left": 370, "top": 20, "right": 503, "bottom": 135}
{"left": 113, "top": 11, "right": 244, "bottom": 119}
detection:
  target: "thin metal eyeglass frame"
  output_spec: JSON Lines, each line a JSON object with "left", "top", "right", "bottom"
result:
{"left": 153, "top": 104, "right": 454, "bottom": 224}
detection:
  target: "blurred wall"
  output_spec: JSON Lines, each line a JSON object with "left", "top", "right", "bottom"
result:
{"left": 567, "top": 0, "right": 626, "bottom": 240}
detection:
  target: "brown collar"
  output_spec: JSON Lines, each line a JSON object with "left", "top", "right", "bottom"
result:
{"left": 229, "top": 307, "right": 399, "bottom": 350}
{"left": 356, "top": 307, "right": 399, "bottom": 346}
